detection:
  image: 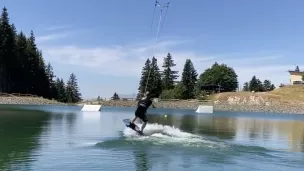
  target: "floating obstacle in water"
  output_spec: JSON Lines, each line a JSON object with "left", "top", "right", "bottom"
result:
{"left": 195, "top": 100, "right": 214, "bottom": 114}
{"left": 81, "top": 105, "right": 102, "bottom": 112}
{"left": 195, "top": 105, "right": 213, "bottom": 113}
{"left": 192, "top": 100, "right": 214, "bottom": 114}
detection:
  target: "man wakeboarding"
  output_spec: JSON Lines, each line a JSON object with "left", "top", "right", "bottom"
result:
{"left": 131, "top": 91, "right": 155, "bottom": 134}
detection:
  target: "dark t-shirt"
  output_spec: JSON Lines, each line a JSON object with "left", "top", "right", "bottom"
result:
{"left": 137, "top": 97, "right": 153, "bottom": 109}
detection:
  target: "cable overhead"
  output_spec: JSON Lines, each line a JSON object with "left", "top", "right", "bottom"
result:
{"left": 143, "top": 0, "right": 171, "bottom": 96}
{"left": 149, "top": 1, "right": 157, "bottom": 35}
{"left": 158, "top": 0, "right": 170, "bottom": 41}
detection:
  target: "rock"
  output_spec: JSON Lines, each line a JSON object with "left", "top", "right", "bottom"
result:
{"left": 2, "top": 95, "right": 304, "bottom": 114}
{"left": 0, "top": 97, "right": 65, "bottom": 105}
{"left": 90, "top": 98, "right": 304, "bottom": 114}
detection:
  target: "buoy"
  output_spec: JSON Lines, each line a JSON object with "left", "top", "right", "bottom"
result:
{"left": 164, "top": 114, "right": 167, "bottom": 118}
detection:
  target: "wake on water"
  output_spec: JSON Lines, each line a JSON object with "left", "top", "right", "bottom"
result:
{"left": 94, "top": 122, "right": 277, "bottom": 159}
{"left": 122, "top": 122, "right": 227, "bottom": 149}
{"left": 118, "top": 123, "right": 278, "bottom": 159}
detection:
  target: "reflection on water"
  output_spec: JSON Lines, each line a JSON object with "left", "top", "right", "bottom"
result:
{"left": 147, "top": 113, "right": 304, "bottom": 152}
{"left": 0, "top": 105, "right": 304, "bottom": 171}
{"left": 234, "top": 117, "right": 304, "bottom": 152}
{"left": 0, "top": 108, "right": 50, "bottom": 171}
{"left": 134, "top": 150, "right": 150, "bottom": 171}
{"left": 65, "top": 113, "right": 77, "bottom": 135}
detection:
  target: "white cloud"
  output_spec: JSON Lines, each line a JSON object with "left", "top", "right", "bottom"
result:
{"left": 36, "top": 33, "right": 70, "bottom": 43}
{"left": 38, "top": 33, "right": 298, "bottom": 90}
{"left": 41, "top": 39, "right": 216, "bottom": 78}
{"left": 44, "top": 25, "right": 71, "bottom": 31}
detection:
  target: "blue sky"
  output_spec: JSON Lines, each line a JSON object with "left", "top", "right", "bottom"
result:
{"left": 2, "top": 0, "right": 304, "bottom": 99}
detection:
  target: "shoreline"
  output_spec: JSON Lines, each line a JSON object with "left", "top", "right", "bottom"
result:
{"left": 79, "top": 100, "right": 304, "bottom": 114}
{"left": 1, "top": 96, "right": 304, "bottom": 114}
{"left": 0, "top": 96, "right": 65, "bottom": 105}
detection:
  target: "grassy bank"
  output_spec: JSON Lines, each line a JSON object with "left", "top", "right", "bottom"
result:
{"left": 210, "top": 85, "right": 304, "bottom": 105}
{"left": 207, "top": 85, "right": 304, "bottom": 114}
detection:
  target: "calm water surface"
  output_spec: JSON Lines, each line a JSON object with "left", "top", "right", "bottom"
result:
{"left": 0, "top": 105, "right": 304, "bottom": 171}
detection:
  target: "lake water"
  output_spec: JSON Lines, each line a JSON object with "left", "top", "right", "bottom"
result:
{"left": 0, "top": 105, "right": 304, "bottom": 171}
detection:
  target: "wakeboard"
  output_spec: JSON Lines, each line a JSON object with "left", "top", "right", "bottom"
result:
{"left": 123, "top": 119, "right": 144, "bottom": 136}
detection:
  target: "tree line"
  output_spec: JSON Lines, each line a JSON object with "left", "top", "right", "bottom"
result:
{"left": 136, "top": 52, "right": 276, "bottom": 100}
{"left": 242, "top": 76, "right": 275, "bottom": 92}
{"left": 0, "top": 7, "right": 82, "bottom": 103}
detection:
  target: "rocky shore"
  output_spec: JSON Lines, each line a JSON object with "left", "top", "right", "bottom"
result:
{"left": 0, "top": 96, "right": 65, "bottom": 105}
{"left": 82, "top": 95, "right": 304, "bottom": 114}
{"left": 1, "top": 93, "right": 304, "bottom": 114}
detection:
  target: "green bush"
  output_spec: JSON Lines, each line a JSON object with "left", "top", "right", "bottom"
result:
{"left": 195, "top": 90, "right": 208, "bottom": 100}
{"left": 159, "top": 89, "right": 175, "bottom": 99}
{"left": 160, "top": 84, "right": 186, "bottom": 99}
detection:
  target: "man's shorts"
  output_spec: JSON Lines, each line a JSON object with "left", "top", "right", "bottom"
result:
{"left": 135, "top": 106, "right": 148, "bottom": 122}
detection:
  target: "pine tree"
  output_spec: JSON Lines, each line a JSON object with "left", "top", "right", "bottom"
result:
{"left": 111, "top": 92, "right": 120, "bottom": 100}
{"left": 8, "top": 23, "right": 18, "bottom": 93}
{"left": 263, "top": 79, "right": 275, "bottom": 91}
{"left": 180, "top": 59, "right": 198, "bottom": 99}
{"left": 0, "top": 7, "right": 17, "bottom": 93}
{"left": 161, "top": 53, "right": 179, "bottom": 90}
{"left": 242, "top": 82, "right": 249, "bottom": 91}
{"left": 65, "top": 82, "right": 72, "bottom": 103}
{"left": 26, "top": 30, "right": 41, "bottom": 95}
{"left": 249, "top": 76, "right": 258, "bottom": 91}
{"left": 137, "top": 58, "right": 151, "bottom": 99}
{"left": 270, "top": 84, "right": 275, "bottom": 90}
{"left": 16, "top": 31, "right": 31, "bottom": 94}
{"left": 263, "top": 80, "right": 271, "bottom": 91}
{"left": 55, "top": 78, "right": 66, "bottom": 103}
{"left": 65, "top": 73, "right": 82, "bottom": 103}
{"left": 15, "top": 32, "right": 27, "bottom": 93}
{"left": 72, "top": 73, "right": 82, "bottom": 102}
{"left": 45, "top": 63, "right": 57, "bottom": 99}
{"left": 149, "top": 57, "right": 163, "bottom": 97}
{"left": 136, "top": 57, "right": 163, "bottom": 99}
{"left": 249, "top": 76, "right": 263, "bottom": 92}
{"left": 36, "top": 50, "right": 51, "bottom": 98}
{"left": 0, "top": 7, "right": 82, "bottom": 103}
{"left": 97, "top": 96, "right": 103, "bottom": 101}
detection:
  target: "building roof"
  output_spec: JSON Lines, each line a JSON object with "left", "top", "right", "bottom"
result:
{"left": 200, "top": 84, "right": 225, "bottom": 91}
{"left": 288, "top": 70, "right": 304, "bottom": 74}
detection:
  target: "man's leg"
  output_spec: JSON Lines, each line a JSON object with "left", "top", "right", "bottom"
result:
{"left": 131, "top": 116, "right": 137, "bottom": 124}
{"left": 140, "top": 112, "right": 148, "bottom": 132}
{"left": 132, "top": 107, "right": 140, "bottom": 124}
{"left": 141, "top": 122, "right": 147, "bottom": 132}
